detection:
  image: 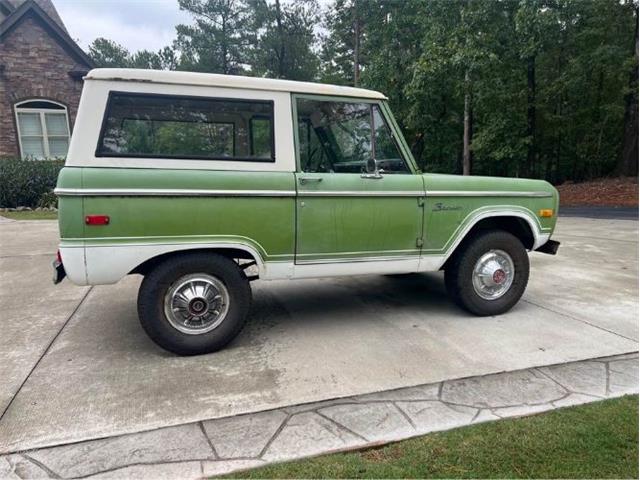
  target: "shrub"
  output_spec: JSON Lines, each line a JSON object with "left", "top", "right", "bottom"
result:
{"left": 37, "top": 190, "right": 59, "bottom": 208}
{"left": 0, "top": 158, "right": 64, "bottom": 208}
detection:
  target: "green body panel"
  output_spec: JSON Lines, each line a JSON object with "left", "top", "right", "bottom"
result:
{"left": 57, "top": 166, "right": 558, "bottom": 264}
{"left": 422, "top": 173, "right": 558, "bottom": 252}
{"left": 56, "top": 167, "right": 84, "bottom": 240}
{"left": 295, "top": 173, "right": 424, "bottom": 261}
{"left": 57, "top": 167, "right": 296, "bottom": 261}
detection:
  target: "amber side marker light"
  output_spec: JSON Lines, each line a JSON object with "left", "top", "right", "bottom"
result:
{"left": 539, "top": 209, "right": 554, "bottom": 218}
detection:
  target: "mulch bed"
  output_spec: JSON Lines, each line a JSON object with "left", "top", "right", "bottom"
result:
{"left": 556, "top": 177, "right": 638, "bottom": 207}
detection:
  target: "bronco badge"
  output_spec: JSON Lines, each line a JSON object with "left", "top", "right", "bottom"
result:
{"left": 433, "top": 202, "right": 462, "bottom": 212}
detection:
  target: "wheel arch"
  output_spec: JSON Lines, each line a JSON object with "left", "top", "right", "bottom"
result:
{"left": 129, "top": 244, "right": 265, "bottom": 278}
{"left": 82, "top": 241, "right": 268, "bottom": 285}
{"left": 466, "top": 216, "right": 536, "bottom": 249}
{"left": 441, "top": 210, "right": 547, "bottom": 270}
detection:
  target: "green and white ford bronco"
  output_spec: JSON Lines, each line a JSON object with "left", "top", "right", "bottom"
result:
{"left": 54, "top": 68, "right": 560, "bottom": 355}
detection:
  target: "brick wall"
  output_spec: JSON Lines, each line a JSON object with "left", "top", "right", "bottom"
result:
{"left": 0, "top": 16, "right": 87, "bottom": 157}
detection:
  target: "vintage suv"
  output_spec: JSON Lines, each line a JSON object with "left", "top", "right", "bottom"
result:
{"left": 54, "top": 68, "right": 560, "bottom": 355}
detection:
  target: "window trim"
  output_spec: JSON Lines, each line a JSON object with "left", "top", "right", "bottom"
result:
{"left": 249, "top": 115, "right": 272, "bottom": 157}
{"left": 95, "top": 91, "right": 276, "bottom": 163}
{"left": 291, "top": 94, "right": 417, "bottom": 174}
{"left": 371, "top": 103, "right": 410, "bottom": 173}
{"left": 379, "top": 101, "right": 420, "bottom": 174}
{"left": 14, "top": 99, "right": 70, "bottom": 160}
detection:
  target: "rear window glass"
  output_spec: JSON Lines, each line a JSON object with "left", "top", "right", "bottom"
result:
{"left": 96, "top": 92, "right": 275, "bottom": 162}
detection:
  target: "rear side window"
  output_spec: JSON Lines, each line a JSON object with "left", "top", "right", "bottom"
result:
{"left": 96, "top": 92, "right": 275, "bottom": 162}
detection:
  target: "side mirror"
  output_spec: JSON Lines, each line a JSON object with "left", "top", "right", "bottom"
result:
{"left": 362, "top": 157, "right": 383, "bottom": 179}
{"left": 366, "top": 157, "right": 377, "bottom": 174}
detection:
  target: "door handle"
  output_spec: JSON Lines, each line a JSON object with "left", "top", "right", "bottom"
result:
{"left": 299, "top": 177, "right": 323, "bottom": 185}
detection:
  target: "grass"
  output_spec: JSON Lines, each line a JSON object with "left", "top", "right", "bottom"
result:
{"left": 1, "top": 210, "right": 58, "bottom": 220}
{"left": 220, "top": 395, "right": 638, "bottom": 479}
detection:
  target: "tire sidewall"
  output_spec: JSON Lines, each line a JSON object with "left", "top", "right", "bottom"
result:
{"left": 138, "top": 254, "right": 251, "bottom": 355}
{"left": 454, "top": 231, "right": 529, "bottom": 316}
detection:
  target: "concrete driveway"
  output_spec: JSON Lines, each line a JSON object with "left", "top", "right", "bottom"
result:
{"left": 0, "top": 216, "right": 637, "bottom": 454}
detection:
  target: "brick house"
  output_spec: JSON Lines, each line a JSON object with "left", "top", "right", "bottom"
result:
{"left": 0, "top": 0, "right": 94, "bottom": 159}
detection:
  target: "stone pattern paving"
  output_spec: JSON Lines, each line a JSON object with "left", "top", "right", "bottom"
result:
{"left": 1, "top": 353, "right": 637, "bottom": 479}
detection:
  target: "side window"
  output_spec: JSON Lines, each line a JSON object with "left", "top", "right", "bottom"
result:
{"left": 296, "top": 98, "right": 409, "bottom": 174}
{"left": 97, "top": 93, "right": 274, "bottom": 161}
{"left": 372, "top": 107, "right": 408, "bottom": 174}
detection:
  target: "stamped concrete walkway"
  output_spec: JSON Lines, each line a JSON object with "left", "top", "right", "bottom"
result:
{"left": 0, "top": 352, "right": 637, "bottom": 479}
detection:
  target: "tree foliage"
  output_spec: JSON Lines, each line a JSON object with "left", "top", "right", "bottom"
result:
{"left": 88, "top": 38, "right": 178, "bottom": 69}
{"left": 321, "top": 0, "right": 638, "bottom": 181}
{"left": 88, "top": 0, "right": 638, "bottom": 182}
{"left": 174, "top": 0, "right": 254, "bottom": 74}
{"left": 249, "top": 0, "right": 320, "bottom": 80}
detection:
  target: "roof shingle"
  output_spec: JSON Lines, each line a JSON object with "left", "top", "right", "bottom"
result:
{"left": 5, "top": 0, "right": 66, "bottom": 32}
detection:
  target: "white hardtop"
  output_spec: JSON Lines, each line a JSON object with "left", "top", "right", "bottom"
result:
{"left": 85, "top": 68, "right": 387, "bottom": 100}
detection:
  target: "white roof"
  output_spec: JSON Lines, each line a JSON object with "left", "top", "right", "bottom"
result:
{"left": 85, "top": 68, "right": 387, "bottom": 100}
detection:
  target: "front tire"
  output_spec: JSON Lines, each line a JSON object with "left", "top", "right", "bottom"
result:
{"left": 445, "top": 230, "right": 529, "bottom": 316}
{"left": 137, "top": 253, "right": 251, "bottom": 355}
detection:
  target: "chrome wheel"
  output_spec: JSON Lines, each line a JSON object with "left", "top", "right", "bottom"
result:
{"left": 472, "top": 249, "right": 515, "bottom": 301}
{"left": 164, "top": 273, "right": 230, "bottom": 335}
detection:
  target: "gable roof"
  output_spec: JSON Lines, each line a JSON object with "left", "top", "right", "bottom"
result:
{"left": 4, "top": 0, "right": 66, "bottom": 32}
{"left": 0, "top": 1, "right": 14, "bottom": 16}
{"left": 86, "top": 68, "right": 388, "bottom": 100}
{"left": 0, "top": 0, "right": 94, "bottom": 68}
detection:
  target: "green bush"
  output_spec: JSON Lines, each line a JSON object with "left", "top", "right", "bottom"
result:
{"left": 37, "top": 190, "right": 58, "bottom": 208}
{"left": 0, "top": 158, "right": 64, "bottom": 208}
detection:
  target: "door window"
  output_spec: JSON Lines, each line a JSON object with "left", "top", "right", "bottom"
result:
{"left": 296, "top": 98, "right": 409, "bottom": 174}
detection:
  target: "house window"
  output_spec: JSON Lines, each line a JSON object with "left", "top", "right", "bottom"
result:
{"left": 15, "top": 100, "right": 70, "bottom": 159}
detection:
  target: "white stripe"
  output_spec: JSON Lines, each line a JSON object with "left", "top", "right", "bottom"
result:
{"left": 298, "top": 190, "right": 425, "bottom": 197}
{"left": 55, "top": 188, "right": 552, "bottom": 198}
{"left": 296, "top": 255, "right": 419, "bottom": 265}
{"left": 296, "top": 248, "right": 419, "bottom": 257}
{"left": 291, "top": 258, "right": 419, "bottom": 279}
{"left": 55, "top": 188, "right": 297, "bottom": 197}
{"left": 427, "top": 190, "right": 553, "bottom": 198}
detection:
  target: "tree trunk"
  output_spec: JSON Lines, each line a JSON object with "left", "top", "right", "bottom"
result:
{"left": 353, "top": 1, "right": 360, "bottom": 87}
{"left": 462, "top": 69, "right": 473, "bottom": 176}
{"left": 619, "top": 6, "right": 639, "bottom": 177}
{"left": 275, "top": 0, "right": 285, "bottom": 78}
{"left": 526, "top": 55, "right": 536, "bottom": 178}
{"left": 222, "top": 15, "right": 229, "bottom": 74}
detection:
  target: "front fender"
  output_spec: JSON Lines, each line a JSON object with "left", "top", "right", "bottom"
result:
{"left": 429, "top": 206, "right": 552, "bottom": 270}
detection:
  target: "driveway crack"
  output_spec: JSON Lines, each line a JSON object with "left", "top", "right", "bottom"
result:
{"left": 20, "top": 454, "right": 62, "bottom": 479}
{"left": 198, "top": 421, "right": 218, "bottom": 460}
{"left": 0, "top": 287, "right": 93, "bottom": 422}
{"left": 522, "top": 299, "right": 638, "bottom": 343}
{"left": 392, "top": 402, "right": 416, "bottom": 429}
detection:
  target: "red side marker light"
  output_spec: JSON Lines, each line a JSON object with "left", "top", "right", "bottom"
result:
{"left": 85, "top": 215, "right": 110, "bottom": 226}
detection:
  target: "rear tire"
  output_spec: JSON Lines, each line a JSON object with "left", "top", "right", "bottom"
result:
{"left": 137, "top": 253, "right": 251, "bottom": 355}
{"left": 445, "top": 230, "right": 529, "bottom": 316}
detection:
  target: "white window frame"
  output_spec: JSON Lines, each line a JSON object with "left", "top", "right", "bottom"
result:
{"left": 14, "top": 99, "right": 71, "bottom": 159}
{"left": 66, "top": 80, "right": 296, "bottom": 172}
